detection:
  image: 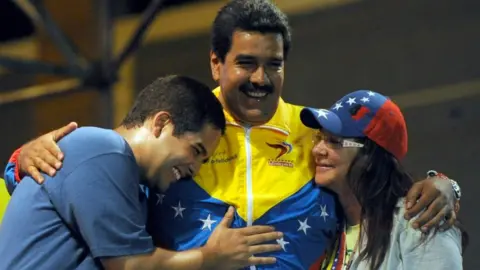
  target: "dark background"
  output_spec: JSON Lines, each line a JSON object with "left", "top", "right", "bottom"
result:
{"left": 1, "top": 0, "right": 478, "bottom": 268}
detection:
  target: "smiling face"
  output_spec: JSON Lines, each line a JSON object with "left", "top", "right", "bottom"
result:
{"left": 143, "top": 116, "right": 222, "bottom": 192}
{"left": 311, "top": 130, "right": 362, "bottom": 192}
{"left": 211, "top": 30, "right": 285, "bottom": 125}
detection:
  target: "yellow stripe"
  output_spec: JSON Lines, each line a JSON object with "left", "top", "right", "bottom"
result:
{"left": 0, "top": 180, "right": 10, "bottom": 225}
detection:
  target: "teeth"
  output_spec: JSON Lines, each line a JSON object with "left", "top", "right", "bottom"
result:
{"left": 246, "top": 91, "right": 267, "bottom": 98}
{"left": 172, "top": 167, "right": 181, "bottom": 180}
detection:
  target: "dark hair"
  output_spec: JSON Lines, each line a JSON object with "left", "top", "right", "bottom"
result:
{"left": 121, "top": 75, "right": 226, "bottom": 135}
{"left": 347, "top": 139, "right": 468, "bottom": 270}
{"left": 211, "top": 0, "right": 292, "bottom": 62}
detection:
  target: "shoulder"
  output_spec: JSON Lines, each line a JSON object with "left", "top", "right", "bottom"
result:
{"left": 282, "top": 101, "right": 314, "bottom": 137}
{"left": 59, "top": 127, "right": 132, "bottom": 159}
{"left": 52, "top": 127, "right": 135, "bottom": 179}
{"left": 393, "top": 198, "right": 462, "bottom": 250}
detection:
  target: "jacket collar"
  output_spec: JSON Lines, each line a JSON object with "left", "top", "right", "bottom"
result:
{"left": 213, "top": 87, "right": 291, "bottom": 134}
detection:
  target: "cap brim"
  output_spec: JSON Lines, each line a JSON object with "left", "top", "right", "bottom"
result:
{"left": 300, "top": 107, "right": 342, "bottom": 135}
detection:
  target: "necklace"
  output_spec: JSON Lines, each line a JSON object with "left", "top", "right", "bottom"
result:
{"left": 344, "top": 228, "right": 360, "bottom": 270}
{"left": 329, "top": 223, "right": 361, "bottom": 270}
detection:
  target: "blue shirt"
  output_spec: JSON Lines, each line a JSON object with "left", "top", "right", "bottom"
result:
{"left": 0, "top": 127, "right": 154, "bottom": 270}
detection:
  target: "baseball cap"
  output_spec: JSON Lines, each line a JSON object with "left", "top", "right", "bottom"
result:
{"left": 300, "top": 90, "right": 408, "bottom": 160}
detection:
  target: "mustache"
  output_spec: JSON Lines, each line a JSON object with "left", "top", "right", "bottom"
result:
{"left": 239, "top": 82, "right": 274, "bottom": 93}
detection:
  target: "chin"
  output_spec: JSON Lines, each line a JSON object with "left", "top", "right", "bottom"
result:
{"left": 314, "top": 171, "right": 336, "bottom": 188}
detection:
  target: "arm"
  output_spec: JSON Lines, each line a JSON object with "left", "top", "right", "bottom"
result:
{"left": 404, "top": 170, "right": 460, "bottom": 231}
{"left": 399, "top": 223, "right": 463, "bottom": 269}
{"left": 59, "top": 153, "right": 280, "bottom": 270}
{"left": 4, "top": 148, "right": 22, "bottom": 194}
{"left": 3, "top": 122, "right": 78, "bottom": 191}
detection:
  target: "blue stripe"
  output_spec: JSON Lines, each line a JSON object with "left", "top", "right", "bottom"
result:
{"left": 147, "top": 179, "right": 339, "bottom": 269}
{"left": 3, "top": 162, "right": 18, "bottom": 195}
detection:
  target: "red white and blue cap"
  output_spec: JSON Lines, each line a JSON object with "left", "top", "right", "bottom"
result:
{"left": 300, "top": 90, "right": 408, "bottom": 160}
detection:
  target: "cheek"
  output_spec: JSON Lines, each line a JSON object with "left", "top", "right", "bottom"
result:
{"left": 270, "top": 71, "right": 284, "bottom": 89}
{"left": 221, "top": 65, "right": 247, "bottom": 87}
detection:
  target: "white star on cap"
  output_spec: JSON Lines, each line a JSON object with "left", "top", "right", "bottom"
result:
{"left": 320, "top": 204, "right": 329, "bottom": 222}
{"left": 361, "top": 97, "right": 370, "bottom": 103}
{"left": 276, "top": 237, "right": 290, "bottom": 251}
{"left": 172, "top": 201, "right": 186, "bottom": 218}
{"left": 346, "top": 97, "right": 356, "bottom": 106}
{"left": 156, "top": 194, "right": 165, "bottom": 205}
{"left": 367, "top": 91, "right": 375, "bottom": 96}
{"left": 297, "top": 218, "right": 311, "bottom": 235}
{"left": 199, "top": 214, "right": 217, "bottom": 231}
{"left": 333, "top": 102, "right": 343, "bottom": 111}
{"left": 316, "top": 109, "right": 329, "bottom": 119}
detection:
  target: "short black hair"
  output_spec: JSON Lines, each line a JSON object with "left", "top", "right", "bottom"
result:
{"left": 121, "top": 75, "right": 226, "bottom": 135}
{"left": 211, "top": 0, "right": 292, "bottom": 62}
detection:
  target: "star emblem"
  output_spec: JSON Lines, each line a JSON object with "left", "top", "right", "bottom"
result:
{"left": 156, "top": 194, "right": 165, "bottom": 205}
{"left": 346, "top": 97, "right": 356, "bottom": 106}
{"left": 367, "top": 91, "right": 375, "bottom": 96}
{"left": 360, "top": 97, "right": 370, "bottom": 103}
{"left": 297, "top": 218, "right": 311, "bottom": 235}
{"left": 172, "top": 201, "right": 186, "bottom": 218}
{"left": 316, "top": 109, "right": 329, "bottom": 119}
{"left": 276, "top": 237, "right": 290, "bottom": 251}
{"left": 320, "top": 204, "right": 329, "bottom": 222}
{"left": 333, "top": 102, "right": 343, "bottom": 111}
{"left": 199, "top": 214, "right": 217, "bottom": 231}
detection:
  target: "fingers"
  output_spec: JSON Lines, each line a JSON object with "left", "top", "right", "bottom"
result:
{"left": 27, "top": 165, "right": 44, "bottom": 184}
{"left": 454, "top": 201, "right": 460, "bottom": 214}
{"left": 405, "top": 187, "right": 437, "bottom": 220}
{"left": 411, "top": 196, "right": 447, "bottom": 231}
{"left": 247, "top": 256, "right": 277, "bottom": 266}
{"left": 219, "top": 206, "right": 235, "bottom": 227}
{"left": 33, "top": 156, "right": 57, "bottom": 177}
{"left": 52, "top": 122, "right": 78, "bottom": 142}
{"left": 404, "top": 181, "right": 423, "bottom": 213}
{"left": 442, "top": 210, "right": 457, "bottom": 231}
{"left": 417, "top": 205, "right": 449, "bottom": 232}
{"left": 246, "top": 231, "right": 283, "bottom": 245}
{"left": 248, "top": 244, "right": 282, "bottom": 255}
{"left": 239, "top": 225, "right": 275, "bottom": 236}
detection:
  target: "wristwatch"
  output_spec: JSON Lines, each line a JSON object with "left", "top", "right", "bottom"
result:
{"left": 427, "top": 170, "right": 462, "bottom": 200}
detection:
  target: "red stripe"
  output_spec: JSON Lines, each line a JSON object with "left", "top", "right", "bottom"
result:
{"left": 8, "top": 148, "right": 22, "bottom": 182}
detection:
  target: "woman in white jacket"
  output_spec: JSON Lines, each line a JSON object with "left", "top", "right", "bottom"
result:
{"left": 300, "top": 90, "right": 467, "bottom": 270}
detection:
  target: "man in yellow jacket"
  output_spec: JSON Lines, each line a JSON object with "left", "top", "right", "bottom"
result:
{"left": 2, "top": 1, "right": 459, "bottom": 269}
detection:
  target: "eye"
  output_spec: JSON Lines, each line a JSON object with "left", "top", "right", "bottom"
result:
{"left": 268, "top": 61, "right": 283, "bottom": 70}
{"left": 192, "top": 146, "right": 200, "bottom": 156}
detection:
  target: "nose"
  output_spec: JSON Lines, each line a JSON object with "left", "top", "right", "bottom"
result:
{"left": 250, "top": 66, "right": 269, "bottom": 86}
{"left": 312, "top": 140, "right": 328, "bottom": 157}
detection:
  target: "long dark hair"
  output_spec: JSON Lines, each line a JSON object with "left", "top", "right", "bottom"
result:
{"left": 347, "top": 139, "right": 468, "bottom": 270}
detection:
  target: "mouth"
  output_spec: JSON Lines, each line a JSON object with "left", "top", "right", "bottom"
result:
{"left": 172, "top": 167, "right": 182, "bottom": 181}
{"left": 316, "top": 163, "right": 335, "bottom": 171}
{"left": 240, "top": 85, "right": 273, "bottom": 100}
{"left": 242, "top": 90, "right": 269, "bottom": 98}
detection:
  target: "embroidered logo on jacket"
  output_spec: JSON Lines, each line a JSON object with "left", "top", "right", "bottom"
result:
{"left": 266, "top": 141, "right": 294, "bottom": 167}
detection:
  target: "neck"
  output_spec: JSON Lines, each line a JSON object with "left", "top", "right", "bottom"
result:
{"left": 336, "top": 186, "right": 362, "bottom": 226}
{"left": 114, "top": 126, "right": 149, "bottom": 179}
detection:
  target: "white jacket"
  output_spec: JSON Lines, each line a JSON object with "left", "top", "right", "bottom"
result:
{"left": 350, "top": 199, "right": 463, "bottom": 270}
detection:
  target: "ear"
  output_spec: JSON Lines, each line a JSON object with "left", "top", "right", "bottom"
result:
{"left": 210, "top": 50, "right": 221, "bottom": 82}
{"left": 152, "top": 111, "right": 172, "bottom": 137}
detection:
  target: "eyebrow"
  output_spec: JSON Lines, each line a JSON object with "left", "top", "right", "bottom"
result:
{"left": 196, "top": 143, "right": 207, "bottom": 157}
{"left": 235, "top": 54, "right": 283, "bottom": 62}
